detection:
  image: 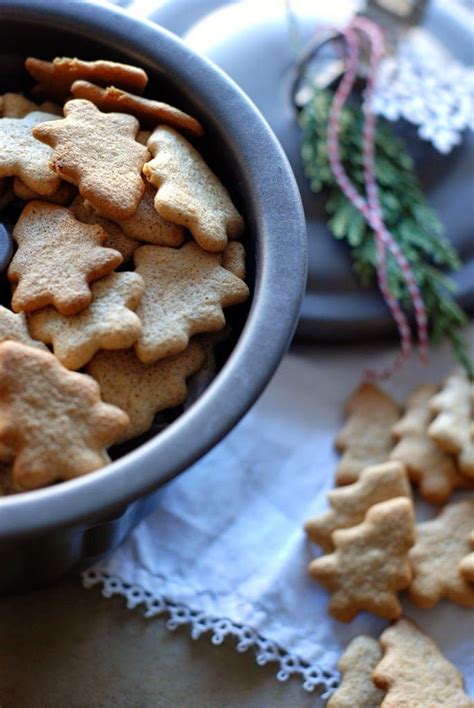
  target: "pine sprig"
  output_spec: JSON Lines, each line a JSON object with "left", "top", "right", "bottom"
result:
{"left": 300, "top": 87, "right": 473, "bottom": 377}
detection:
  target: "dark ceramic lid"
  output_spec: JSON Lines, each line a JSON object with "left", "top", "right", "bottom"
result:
{"left": 149, "top": 0, "right": 474, "bottom": 342}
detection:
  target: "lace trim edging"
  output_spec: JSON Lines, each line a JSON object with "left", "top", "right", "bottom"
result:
{"left": 82, "top": 569, "right": 339, "bottom": 698}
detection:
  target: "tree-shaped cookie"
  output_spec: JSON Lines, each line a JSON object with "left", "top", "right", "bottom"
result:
{"left": 305, "top": 461, "right": 411, "bottom": 553}
{"left": 87, "top": 340, "right": 205, "bottom": 441}
{"left": 326, "top": 636, "right": 384, "bottom": 708}
{"left": 308, "top": 497, "right": 415, "bottom": 621}
{"left": 428, "top": 370, "right": 474, "bottom": 478}
{"left": 459, "top": 532, "right": 474, "bottom": 582}
{"left": 0, "top": 111, "right": 61, "bottom": 195}
{"left": 390, "top": 384, "right": 471, "bottom": 503}
{"left": 33, "top": 99, "right": 149, "bottom": 220}
{"left": 8, "top": 202, "right": 122, "bottom": 315}
{"left": 143, "top": 126, "right": 245, "bottom": 252}
{"left": 409, "top": 499, "right": 474, "bottom": 608}
{"left": 335, "top": 383, "right": 400, "bottom": 485}
{"left": 133, "top": 242, "right": 249, "bottom": 363}
{"left": 0, "top": 305, "right": 47, "bottom": 350}
{"left": 28, "top": 272, "right": 144, "bottom": 370}
{"left": 0, "top": 341, "right": 129, "bottom": 490}
{"left": 372, "top": 618, "right": 473, "bottom": 707}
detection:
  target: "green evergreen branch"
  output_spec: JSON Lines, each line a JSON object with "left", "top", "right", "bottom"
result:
{"left": 300, "top": 87, "right": 473, "bottom": 377}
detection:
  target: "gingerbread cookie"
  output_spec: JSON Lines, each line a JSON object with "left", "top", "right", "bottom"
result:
{"left": 9, "top": 201, "right": 122, "bottom": 315}
{"left": 70, "top": 196, "right": 138, "bottom": 261}
{"left": 33, "top": 99, "right": 149, "bottom": 220}
{"left": 28, "top": 271, "right": 144, "bottom": 370}
{"left": 409, "top": 499, "right": 474, "bottom": 608}
{"left": 0, "top": 92, "right": 39, "bottom": 118}
{"left": 87, "top": 340, "right": 205, "bottom": 441}
{"left": 428, "top": 370, "right": 474, "bottom": 478}
{"left": 221, "top": 241, "right": 246, "bottom": 280}
{"left": 327, "top": 636, "right": 384, "bottom": 708}
{"left": 13, "top": 177, "right": 76, "bottom": 205}
{"left": 372, "top": 618, "right": 473, "bottom": 707}
{"left": 25, "top": 56, "right": 148, "bottom": 101}
{"left": 308, "top": 497, "right": 415, "bottom": 621}
{"left": 0, "top": 305, "right": 47, "bottom": 350}
{"left": 335, "top": 383, "right": 400, "bottom": 485}
{"left": 0, "top": 341, "right": 129, "bottom": 489}
{"left": 0, "top": 111, "right": 61, "bottom": 195}
{"left": 390, "top": 384, "right": 471, "bottom": 503}
{"left": 459, "top": 531, "right": 474, "bottom": 582}
{"left": 134, "top": 242, "right": 249, "bottom": 363}
{"left": 143, "top": 126, "right": 245, "bottom": 252}
{"left": 304, "top": 461, "right": 411, "bottom": 553}
{"left": 109, "top": 182, "right": 185, "bottom": 248}
{"left": 71, "top": 81, "right": 204, "bottom": 136}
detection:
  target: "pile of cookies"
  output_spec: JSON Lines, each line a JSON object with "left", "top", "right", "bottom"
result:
{"left": 305, "top": 373, "right": 474, "bottom": 705}
{"left": 0, "top": 57, "right": 249, "bottom": 494}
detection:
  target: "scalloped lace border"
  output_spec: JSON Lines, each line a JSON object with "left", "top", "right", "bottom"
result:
{"left": 82, "top": 569, "right": 339, "bottom": 698}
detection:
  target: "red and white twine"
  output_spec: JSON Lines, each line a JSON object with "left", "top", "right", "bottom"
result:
{"left": 326, "top": 16, "right": 428, "bottom": 379}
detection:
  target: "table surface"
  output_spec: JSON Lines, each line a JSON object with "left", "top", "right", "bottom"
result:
{"left": 0, "top": 575, "right": 321, "bottom": 707}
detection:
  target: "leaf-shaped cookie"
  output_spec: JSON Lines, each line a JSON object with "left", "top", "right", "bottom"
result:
{"left": 390, "top": 384, "right": 472, "bottom": 503}
{"left": 0, "top": 341, "right": 129, "bottom": 490}
{"left": 304, "top": 461, "right": 411, "bottom": 553}
{"left": 28, "top": 272, "right": 144, "bottom": 370}
{"left": 326, "top": 636, "right": 384, "bottom": 708}
{"left": 8, "top": 201, "right": 122, "bottom": 315}
{"left": 143, "top": 126, "right": 244, "bottom": 252}
{"left": 87, "top": 341, "right": 205, "bottom": 441}
{"left": 372, "top": 618, "right": 473, "bottom": 708}
{"left": 33, "top": 99, "right": 149, "bottom": 220}
{"left": 335, "top": 383, "right": 400, "bottom": 485}
{"left": 308, "top": 498, "right": 415, "bottom": 621}
{"left": 409, "top": 499, "right": 474, "bottom": 608}
{"left": 134, "top": 242, "right": 249, "bottom": 363}
{"left": 70, "top": 196, "right": 138, "bottom": 261}
{"left": 0, "top": 111, "right": 61, "bottom": 195}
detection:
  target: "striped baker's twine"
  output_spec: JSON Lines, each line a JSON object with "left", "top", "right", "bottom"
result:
{"left": 326, "top": 16, "right": 428, "bottom": 379}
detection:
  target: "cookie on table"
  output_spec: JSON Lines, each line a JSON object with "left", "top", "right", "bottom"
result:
{"left": 390, "top": 384, "right": 472, "bottom": 503}
{"left": 326, "top": 636, "right": 384, "bottom": 708}
{"left": 408, "top": 499, "right": 474, "bottom": 608}
{"left": 8, "top": 201, "right": 122, "bottom": 315}
{"left": 0, "top": 341, "right": 129, "bottom": 490}
{"left": 308, "top": 497, "right": 415, "bottom": 622}
{"left": 106, "top": 182, "right": 185, "bottom": 248}
{"left": 335, "top": 383, "right": 400, "bottom": 485}
{"left": 33, "top": 99, "right": 149, "bottom": 220}
{"left": 25, "top": 56, "right": 148, "bottom": 101}
{"left": 304, "top": 460, "right": 411, "bottom": 553}
{"left": 133, "top": 242, "right": 249, "bottom": 364}
{"left": 70, "top": 196, "right": 138, "bottom": 261}
{"left": 143, "top": 126, "right": 245, "bottom": 253}
{"left": 428, "top": 369, "right": 474, "bottom": 478}
{"left": 28, "top": 271, "right": 144, "bottom": 370}
{"left": 459, "top": 531, "right": 474, "bottom": 582}
{"left": 0, "top": 111, "right": 61, "bottom": 195}
{"left": 372, "top": 618, "right": 473, "bottom": 708}
{"left": 71, "top": 80, "right": 203, "bottom": 136}
{"left": 87, "top": 340, "right": 205, "bottom": 442}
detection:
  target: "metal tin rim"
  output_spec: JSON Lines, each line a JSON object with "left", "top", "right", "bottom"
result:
{"left": 0, "top": 0, "right": 307, "bottom": 539}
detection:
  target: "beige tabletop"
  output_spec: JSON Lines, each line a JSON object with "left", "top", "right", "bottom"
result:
{"left": 0, "top": 576, "right": 321, "bottom": 707}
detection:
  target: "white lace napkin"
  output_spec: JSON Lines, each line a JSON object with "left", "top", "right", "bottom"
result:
{"left": 83, "top": 326, "right": 474, "bottom": 700}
